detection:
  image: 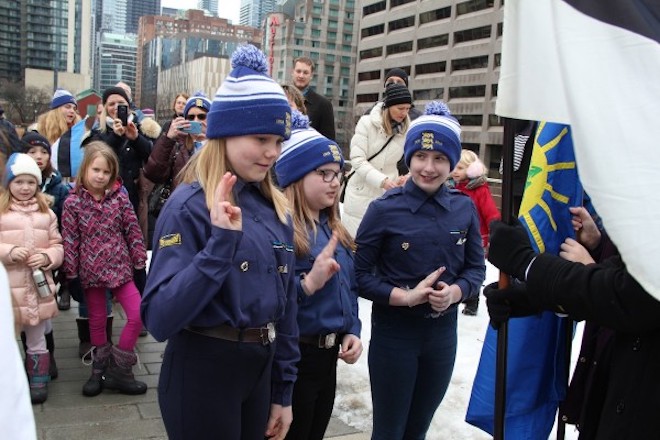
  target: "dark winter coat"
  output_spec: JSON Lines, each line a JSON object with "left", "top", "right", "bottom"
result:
{"left": 142, "top": 135, "right": 193, "bottom": 191}
{"left": 41, "top": 169, "right": 70, "bottom": 224}
{"left": 304, "top": 89, "right": 336, "bottom": 141}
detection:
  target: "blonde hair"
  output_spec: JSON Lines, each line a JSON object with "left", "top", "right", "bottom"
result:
{"left": 179, "top": 139, "right": 289, "bottom": 224}
{"left": 0, "top": 176, "right": 51, "bottom": 214}
{"left": 381, "top": 106, "right": 410, "bottom": 137}
{"left": 75, "top": 141, "right": 119, "bottom": 195}
{"left": 283, "top": 180, "right": 354, "bottom": 257}
{"left": 281, "top": 84, "right": 307, "bottom": 114}
{"left": 459, "top": 149, "right": 487, "bottom": 178}
{"left": 36, "top": 108, "right": 80, "bottom": 145}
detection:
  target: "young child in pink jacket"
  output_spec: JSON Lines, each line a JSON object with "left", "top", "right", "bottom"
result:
{"left": 0, "top": 153, "right": 63, "bottom": 403}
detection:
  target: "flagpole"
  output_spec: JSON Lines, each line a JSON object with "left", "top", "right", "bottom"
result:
{"left": 494, "top": 117, "right": 517, "bottom": 439}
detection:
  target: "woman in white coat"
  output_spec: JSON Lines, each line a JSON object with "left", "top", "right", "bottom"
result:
{"left": 342, "top": 84, "right": 412, "bottom": 237}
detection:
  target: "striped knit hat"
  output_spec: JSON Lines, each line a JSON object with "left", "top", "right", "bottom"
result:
{"left": 403, "top": 101, "right": 461, "bottom": 170}
{"left": 383, "top": 83, "right": 412, "bottom": 108}
{"left": 207, "top": 45, "right": 291, "bottom": 140}
{"left": 275, "top": 110, "right": 343, "bottom": 188}
{"left": 183, "top": 91, "right": 211, "bottom": 117}
{"left": 50, "top": 88, "right": 77, "bottom": 109}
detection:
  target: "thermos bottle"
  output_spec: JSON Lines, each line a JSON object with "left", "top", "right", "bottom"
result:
{"left": 32, "top": 269, "right": 51, "bottom": 298}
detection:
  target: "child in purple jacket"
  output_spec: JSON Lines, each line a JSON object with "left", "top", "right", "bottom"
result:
{"left": 61, "top": 141, "right": 147, "bottom": 397}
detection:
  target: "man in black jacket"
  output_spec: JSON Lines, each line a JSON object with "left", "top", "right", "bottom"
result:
{"left": 291, "top": 57, "right": 335, "bottom": 140}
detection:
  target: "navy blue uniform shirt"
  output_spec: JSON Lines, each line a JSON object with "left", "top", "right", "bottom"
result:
{"left": 355, "top": 178, "right": 486, "bottom": 317}
{"left": 141, "top": 179, "right": 299, "bottom": 405}
{"left": 294, "top": 212, "right": 361, "bottom": 337}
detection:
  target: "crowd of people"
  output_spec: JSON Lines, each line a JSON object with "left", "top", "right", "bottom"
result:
{"left": 0, "top": 42, "right": 656, "bottom": 440}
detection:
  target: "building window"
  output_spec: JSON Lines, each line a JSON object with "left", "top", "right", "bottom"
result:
{"left": 388, "top": 16, "right": 415, "bottom": 32}
{"left": 326, "top": 54, "right": 336, "bottom": 62}
{"left": 419, "top": 7, "right": 451, "bottom": 24}
{"left": 448, "top": 85, "right": 487, "bottom": 98}
{"left": 494, "top": 53, "right": 501, "bottom": 67}
{"left": 491, "top": 83, "right": 498, "bottom": 97}
{"left": 327, "top": 42, "right": 336, "bottom": 49}
{"left": 497, "top": 22, "right": 503, "bottom": 37}
{"left": 488, "top": 114, "right": 502, "bottom": 126}
{"left": 358, "top": 70, "right": 381, "bottom": 82}
{"left": 451, "top": 55, "right": 489, "bottom": 71}
{"left": 341, "top": 67, "right": 350, "bottom": 76}
{"left": 341, "top": 56, "right": 351, "bottom": 63}
{"left": 313, "top": 5, "right": 323, "bottom": 14}
{"left": 343, "top": 33, "right": 353, "bottom": 42}
{"left": 391, "top": 0, "right": 415, "bottom": 6}
{"left": 415, "top": 61, "right": 446, "bottom": 75}
{"left": 312, "top": 29, "right": 321, "bottom": 38}
{"left": 363, "top": 1, "right": 386, "bottom": 16}
{"left": 356, "top": 93, "right": 380, "bottom": 103}
{"left": 417, "top": 34, "right": 449, "bottom": 50}
{"left": 454, "top": 25, "right": 491, "bottom": 44}
{"left": 312, "top": 17, "right": 322, "bottom": 25}
{"left": 387, "top": 41, "right": 413, "bottom": 56}
{"left": 328, "top": 20, "right": 338, "bottom": 29}
{"left": 360, "top": 47, "right": 382, "bottom": 60}
{"left": 456, "top": 0, "right": 495, "bottom": 16}
{"left": 327, "top": 31, "right": 337, "bottom": 40}
{"left": 456, "top": 115, "right": 484, "bottom": 126}
{"left": 414, "top": 88, "right": 445, "bottom": 101}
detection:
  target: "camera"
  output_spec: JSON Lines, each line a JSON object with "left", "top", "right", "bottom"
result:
{"left": 117, "top": 104, "right": 129, "bottom": 126}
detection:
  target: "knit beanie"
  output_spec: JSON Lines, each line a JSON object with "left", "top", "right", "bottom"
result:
{"left": 275, "top": 110, "right": 343, "bottom": 188}
{"left": 141, "top": 108, "right": 155, "bottom": 118}
{"left": 403, "top": 101, "right": 461, "bottom": 170}
{"left": 102, "top": 86, "right": 130, "bottom": 105}
{"left": 50, "top": 88, "right": 77, "bottom": 109}
{"left": 4, "top": 153, "right": 42, "bottom": 186}
{"left": 206, "top": 44, "right": 291, "bottom": 140}
{"left": 21, "top": 132, "right": 51, "bottom": 156}
{"left": 183, "top": 92, "right": 211, "bottom": 117}
{"left": 383, "top": 83, "right": 412, "bottom": 108}
{"left": 384, "top": 68, "right": 409, "bottom": 87}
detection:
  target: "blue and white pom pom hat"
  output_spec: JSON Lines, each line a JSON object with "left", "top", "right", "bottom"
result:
{"left": 4, "top": 153, "right": 43, "bottom": 186}
{"left": 183, "top": 91, "right": 212, "bottom": 117}
{"left": 403, "top": 101, "right": 462, "bottom": 170}
{"left": 275, "top": 110, "right": 344, "bottom": 188}
{"left": 50, "top": 88, "right": 77, "bottom": 110}
{"left": 206, "top": 45, "right": 291, "bottom": 140}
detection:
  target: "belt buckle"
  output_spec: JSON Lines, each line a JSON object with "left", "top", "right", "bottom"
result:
{"left": 262, "top": 322, "right": 276, "bottom": 345}
{"left": 322, "top": 333, "right": 337, "bottom": 349}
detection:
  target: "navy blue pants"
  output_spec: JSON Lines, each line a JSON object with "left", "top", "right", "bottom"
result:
{"left": 159, "top": 329, "right": 275, "bottom": 439}
{"left": 286, "top": 343, "right": 340, "bottom": 440}
{"left": 368, "top": 307, "right": 458, "bottom": 440}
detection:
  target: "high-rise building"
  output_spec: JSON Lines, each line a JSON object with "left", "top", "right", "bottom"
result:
{"left": 197, "top": 0, "right": 219, "bottom": 17}
{"left": 0, "top": 0, "right": 92, "bottom": 90}
{"left": 136, "top": 9, "right": 262, "bottom": 115}
{"left": 354, "top": 0, "right": 504, "bottom": 175}
{"left": 126, "top": 0, "right": 160, "bottom": 34}
{"left": 240, "top": 0, "right": 276, "bottom": 28}
{"left": 97, "top": 33, "right": 138, "bottom": 93}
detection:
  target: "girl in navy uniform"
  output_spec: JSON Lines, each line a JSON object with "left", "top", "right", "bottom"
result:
{"left": 354, "top": 102, "right": 486, "bottom": 439}
{"left": 275, "top": 113, "right": 362, "bottom": 440}
{"left": 141, "top": 45, "right": 299, "bottom": 440}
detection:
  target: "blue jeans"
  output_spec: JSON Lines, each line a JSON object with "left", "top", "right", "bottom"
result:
{"left": 369, "top": 305, "right": 458, "bottom": 440}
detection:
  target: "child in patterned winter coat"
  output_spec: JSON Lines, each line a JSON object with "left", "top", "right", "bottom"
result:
{"left": 0, "top": 153, "right": 64, "bottom": 404}
{"left": 61, "top": 141, "right": 148, "bottom": 397}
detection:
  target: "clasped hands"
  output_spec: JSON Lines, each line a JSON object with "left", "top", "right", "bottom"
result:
{"left": 10, "top": 247, "right": 49, "bottom": 268}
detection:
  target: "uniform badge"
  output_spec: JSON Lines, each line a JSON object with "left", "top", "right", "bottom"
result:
{"left": 240, "top": 261, "right": 249, "bottom": 272}
{"left": 159, "top": 233, "right": 181, "bottom": 249}
{"left": 278, "top": 264, "right": 288, "bottom": 274}
{"left": 401, "top": 242, "right": 410, "bottom": 251}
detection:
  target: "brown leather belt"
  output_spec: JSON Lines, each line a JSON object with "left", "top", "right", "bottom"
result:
{"left": 186, "top": 323, "right": 276, "bottom": 345}
{"left": 299, "top": 333, "right": 339, "bottom": 349}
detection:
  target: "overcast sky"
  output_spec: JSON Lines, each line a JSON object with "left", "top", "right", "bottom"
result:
{"left": 161, "top": 0, "right": 241, "bottom": 24}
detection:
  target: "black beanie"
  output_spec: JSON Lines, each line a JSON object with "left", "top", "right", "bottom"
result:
{"left": 102, "top": 87, "right": 130, "bottom": 105}
{"left": 384, "top": 68, "right": 409, "bottom": 87}
{"left": 383, "top": 83, "right": 412, "bottom": 108}
{"left": 21, "top": 131, "right": 51, "bottom": 156}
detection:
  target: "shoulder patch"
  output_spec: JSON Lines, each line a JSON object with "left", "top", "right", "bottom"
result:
{"left": 159, "top": 233, "right": 182, "bottom": 249}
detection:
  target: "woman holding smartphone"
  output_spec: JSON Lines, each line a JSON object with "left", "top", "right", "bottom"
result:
{"left": 143, "top": 92, "right": 211, "bottom": 193}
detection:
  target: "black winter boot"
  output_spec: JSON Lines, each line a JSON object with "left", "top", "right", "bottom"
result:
{"left": 103, "top": 346, "right": 147, "bottom": 395}
{"left": 76, "top": 318, "right": 92, "bottom": 360}
{"left": 82, "top": 343, "right": 112, "bottom": 397}
{"left": 57, "top": 283, "right": 71, "bottom": 310}
{"left": 27, "top": 352, "right": 50, "bottom": 404}
{"left": 45, "top": 331, "right": 58, "bottom": 379}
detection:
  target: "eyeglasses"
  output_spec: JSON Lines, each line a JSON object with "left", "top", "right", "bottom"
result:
{"left": 186, "top": 113, "right": 207, "bottom": 121}
{"left": 315, "top": 169, "right": 343, "bottom": 183}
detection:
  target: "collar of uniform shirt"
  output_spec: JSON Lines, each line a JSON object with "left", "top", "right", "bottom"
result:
{"left": 402, "top": 178, "right": 452, "bottom": 213}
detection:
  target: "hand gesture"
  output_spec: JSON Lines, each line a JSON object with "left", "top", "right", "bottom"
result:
{"left": 210, "top": 172, "right": 242, "bottom": 231}
{"left": 111, "top": 119, "right": 126, "bottom": 136}
{"left": 167, "top": 117, "right": 188, "bottom": 140}
{"left": 338, "top": 334, "right": 363, "bottom": 364}
{"left": 429, "top": 281, "right": 460, "bottom": 313}
{"left": 264, "top": 404, "right": 292, "bottom": 440}
{"left": 569, "top": 206, "right": 601, "bottom": 250}
{"left": 303, "top": 232, "right": 341, "bottom": 295}
{"left": 125, "top": 121, "right": 138, "bottom": 140}
{"left": 406, "top": 266, "right": 446, "bottom": 307}
{"left": 559, "top": 238, "right": 595, "bottom": 265}
{"left": 10, "top": 246, "right": 30, "bottom": 263}
{"left": 26, "top": 253, "right": 48, "bottom": 269}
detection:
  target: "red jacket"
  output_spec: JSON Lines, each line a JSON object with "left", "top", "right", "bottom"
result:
{"left": 62, "top": 181, "right": 147, "bottom": 289}
{"left": 452, "top": 178, "right": 500, "bottom": 249}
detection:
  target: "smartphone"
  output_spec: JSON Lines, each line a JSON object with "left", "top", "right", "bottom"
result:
{"left": 117, "top": 104, "right": 129, "bottom": 126}
{"left": 180, "top": 121, "right": 202, "bottom": 135}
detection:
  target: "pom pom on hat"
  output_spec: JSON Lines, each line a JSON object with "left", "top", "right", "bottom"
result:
{"left": 403, "top": 101, "right": 461, "bottom": 170}
{"left": 183, "top": 91, "right": 211, "bottom": 117}
{"left": 383, "top": 83, "right": 412, "bottom": 108}
{"left": 102, "top": 86, "right": 130, "bottom": 105}
{"left": 21, "top": 132, "right": 51, "bottom": 156}
{"left": 50, "top": 88, "right": 77, "bottom": 110}
{"left": 275, "top": 110, "right": 343, "bottom": 188}
{"left": 4, "top": 153, "right": 42, "bottom": 186}
{"left": 206, "top": 45, "right": 291, "bottom": 140}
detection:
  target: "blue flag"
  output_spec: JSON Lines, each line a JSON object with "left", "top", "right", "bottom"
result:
{"left": 50, "top": 117, "right": 87, "bottom": 178}
{"left": 466, "top": 122, "right": 583, "bottom": 438}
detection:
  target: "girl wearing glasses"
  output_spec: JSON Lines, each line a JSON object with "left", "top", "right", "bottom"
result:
{"left": 275, "top": 112, "right": 362, "bottom": 440}
{"left": 143, "top": 92, "right": 211, "bottom": 194}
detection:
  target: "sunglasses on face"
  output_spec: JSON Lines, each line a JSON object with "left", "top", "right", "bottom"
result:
{"left": 186, "top": 113, "right": 207, "bottom": 121}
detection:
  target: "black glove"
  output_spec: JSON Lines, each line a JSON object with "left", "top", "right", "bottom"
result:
{"left": 133, "top": 268, "right": 147, "bottom": 295}
{"left": 67, "top": 277, "right": 83, "bottom": 303}
{"left": 488, "top": 219, "right": 537, "bottom": 280}
{"left": 484, "top": 281, "right": 541, "bottom": 329}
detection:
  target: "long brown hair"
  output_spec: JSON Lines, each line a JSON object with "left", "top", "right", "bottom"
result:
{"left": 74, "top": 141, "right": 119, "bottom": 195}
{"left": 179, "top": 138, "right": 289, "bottom": 224}
{"left": 283, "top": 180, "right": 354, "bottom": 257}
